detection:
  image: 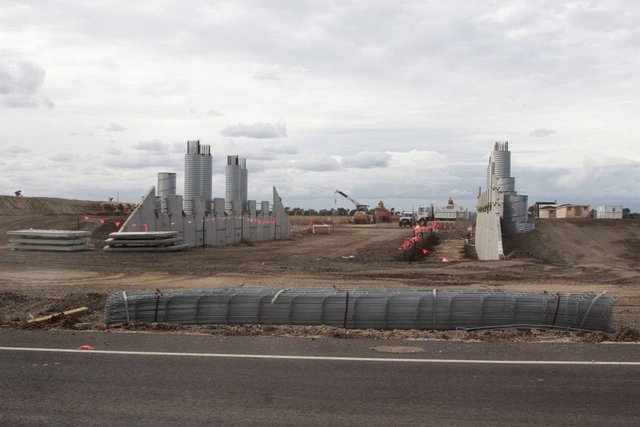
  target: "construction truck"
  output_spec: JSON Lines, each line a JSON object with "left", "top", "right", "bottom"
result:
{"left": 415, "top": 205, "right": 434, "bottom": 226}
{"left": 372, "top": 201, "right": 392, "bottom": 223}
{"left": 398, "top": 211, "right": 415, "bottom": 227}
{"left": 334, "top": 190, "right": 370, "bottom": 224}
{"left": 415, "top": 198, "right": 470, "bottom": 224}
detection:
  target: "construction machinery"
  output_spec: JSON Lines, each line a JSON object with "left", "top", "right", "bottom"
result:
{"left": 372, "top": 200, "right": 392, "bottom": 223}
{"left": 398, "top": 211, "right": 415, "bottom": 227}
{"left": 334, "top": 190, "right": 370, "bottom": 224}
{"left": 415, "top": 197, "right": 471, "bottom": 225}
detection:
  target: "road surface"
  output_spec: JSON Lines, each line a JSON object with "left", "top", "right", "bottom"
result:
{"left": 1, "top": 330, "right": 638, "bottom": 426}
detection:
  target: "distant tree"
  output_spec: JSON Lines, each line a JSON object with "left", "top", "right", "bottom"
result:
{"left": 288, "top": 207, "right": 305, "bottom": 216}
{"left": 336, "top": 207, "right": 349, "bottom": 216}
{"left": 306, "top": 209, "right": 318, "bottom": 216}
{"left": 623, "top": 208, "right": 631, "bottom": 218}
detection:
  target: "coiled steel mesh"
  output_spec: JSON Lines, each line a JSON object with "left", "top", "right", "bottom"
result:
{"left": 104, "top": 288, "right": 613, "bottom": 332}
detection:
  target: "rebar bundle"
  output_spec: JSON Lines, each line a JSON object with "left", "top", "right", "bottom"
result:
{"left": 104, "top": 288, "right": 613, "bottom": 332}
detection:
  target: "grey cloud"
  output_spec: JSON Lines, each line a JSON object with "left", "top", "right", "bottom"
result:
{"left": 4, "top": 96, "right": 37, "bottom": 107}
{"left": 253, "top": 65, "right": 282, "bottom": 81}
{"left": 265, "top": 145, "right": 298, "bottom": 155}
{"left": 171, "top": 142, "right": 186, "bottom": 153}
{"left": 49, "top": 152, "right": 75, "bottom": 162}
{"left": 207, "top": 109, "right": 224, "bottom": 117}
{"left": 246, "top": 145, "right": 300, "bottom": 161}
{"left": 0, "top": 61, "right": 44, "bottom": 94}
{"left": 341, "top": 152, "right": 391, "bottom": 169}
{"left": 0, "top": 61, "right": 53, "bottom": 108}
{"left": 261, "top": 145, "right": 299, "bottom": 157}
{"left": 103, "top": 154, "right": 181, "bottom": 170}
{"left": 41, "top": 96, "right": 54, "bottom": 108}
{"left": 133, "top": 139, "right": 170, "bottom": 153}
{"left": 530, "top": 128, "right": 556, "bottom": 138}
{"left": 293, "top": 156, "right": 341, "bottom": 172}
{"left": 105, "top": 147, "right": 123, "bottom": 156}
{"left": 518, "top": 158, "right": 640, "bottom": 205}
{"left": 220, "top": 122, "right": 287, "bottom": 139}
{"left": 106, "top": 123, "right": 128, "bottom": 132}
{"left": 0, "top": 145, "right": 30, "bottom": 157}
{"left": 3, "top": 94, "right": 53, "bottom": 108}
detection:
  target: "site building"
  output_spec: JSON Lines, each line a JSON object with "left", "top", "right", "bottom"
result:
{"left": 539, "top": 204, "right": 590, "bottom": 219}
{"left": 596, "top": 205, "right": 623, "bottom": 219}
{"left": 531, "top": 201, "right": 557, "bottom": 218}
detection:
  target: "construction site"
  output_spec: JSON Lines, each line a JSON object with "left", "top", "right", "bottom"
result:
{"left": 0, "top": 141, "right": 637, "bottom": 341}
{"left": 0, "top": 194, "right": 638, "bottom": 340}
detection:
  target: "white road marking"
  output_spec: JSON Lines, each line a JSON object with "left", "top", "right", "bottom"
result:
{"left": 0, "top": 346, "right": 639, "bottom": 365}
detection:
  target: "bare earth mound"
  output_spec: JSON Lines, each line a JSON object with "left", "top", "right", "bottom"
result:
{"left": 0, "top": 197, "right": 638, "bottom": 341}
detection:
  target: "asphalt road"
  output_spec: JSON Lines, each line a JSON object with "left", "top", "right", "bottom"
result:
{"left": 0, "top": 330, "right": 638, "bottom": 426}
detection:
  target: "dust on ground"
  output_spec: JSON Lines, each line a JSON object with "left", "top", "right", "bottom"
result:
{"left": 0, "top": 196, "right": 639, "bottom": 342}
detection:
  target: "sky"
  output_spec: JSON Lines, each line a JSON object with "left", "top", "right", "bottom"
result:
{"left": 1, "top": 0, "right": 639, "bottom": 212}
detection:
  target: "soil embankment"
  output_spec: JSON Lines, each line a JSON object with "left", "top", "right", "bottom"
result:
{"left": 0, "top": 195, "right": 134, "bottom": 246}
{"left": 504, "top": 218, "right": 640, "bottom": 268}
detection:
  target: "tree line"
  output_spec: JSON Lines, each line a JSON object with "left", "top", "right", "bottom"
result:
{"left": 285, "top": 207, "right": 398, "bottom": 216}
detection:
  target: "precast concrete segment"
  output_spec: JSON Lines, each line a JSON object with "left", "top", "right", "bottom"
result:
{"left": 1, "top": 347, "right": 639, "bottom": 365}
{"left": 184, "top": 140, "right": 212, "bottom": 214}
{"left": 104, "top": 288, "right": 613, "bottom": 332}
{"left": 114, "top": 186, "right": 291, "bottom": 248}
{"left": 476, "top": 141, "right": 534, "bottom": 260}
{"left": 225, "top": 155, "right": 247, "bottom": 214}
{"left": 157, "top": 172, "right": 176, "bottom": 213}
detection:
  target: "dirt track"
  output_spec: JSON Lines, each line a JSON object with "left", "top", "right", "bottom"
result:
{"left": 0, "top": 197, "right": 639, "bottom": 340}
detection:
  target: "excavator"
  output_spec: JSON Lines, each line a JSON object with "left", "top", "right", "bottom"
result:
{"left": 334, "top": 190, "right": 370, "bottom": 224}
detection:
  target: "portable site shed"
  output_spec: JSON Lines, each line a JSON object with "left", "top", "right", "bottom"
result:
{"left": 596, "top": 205, "right": 623, "bottom": 219}
{"left": 555, "top": 204, "right": 590, "bottom": 219}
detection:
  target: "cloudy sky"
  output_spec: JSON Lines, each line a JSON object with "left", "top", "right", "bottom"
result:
{"left": 1, "top": 0, "right": 638, "bottom": 211}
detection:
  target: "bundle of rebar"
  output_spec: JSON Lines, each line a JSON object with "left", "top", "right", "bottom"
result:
{"left": 104, "top": 288, "right": 613, "bottom": 332}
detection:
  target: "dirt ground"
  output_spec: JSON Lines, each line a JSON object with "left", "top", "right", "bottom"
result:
{"left": 0, "top": 197, "right": 639, "bottom": 342}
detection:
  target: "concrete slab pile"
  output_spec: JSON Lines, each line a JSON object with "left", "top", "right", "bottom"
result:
{"left": 105, "top": 288, "right": 613, "bottom": 332}
{"left": 103, "top": 231, "right": 189, "bottom": 252}
{"left": 7, "top": 229, "right": 91, "bottom": 251}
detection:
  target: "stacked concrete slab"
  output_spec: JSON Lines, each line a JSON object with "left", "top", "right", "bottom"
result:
{"left": 104, "top": 231, "right": 189, "bottom": 252}
{"left": 7, "top": 229, "right": 91, "bottom": 252}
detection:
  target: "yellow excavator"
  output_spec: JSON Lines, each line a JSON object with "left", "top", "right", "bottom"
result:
{"left": 334, "top": 190, "right": 370, "bottom": 224}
